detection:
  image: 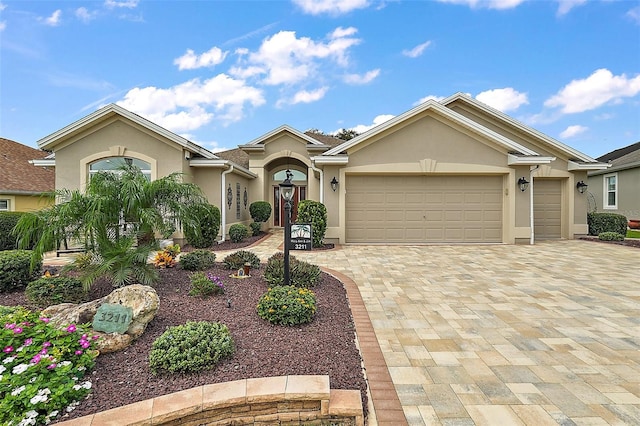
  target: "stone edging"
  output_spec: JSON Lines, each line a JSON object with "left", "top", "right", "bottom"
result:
{"left": 55, "top": 375, "right": 363, "bottom": 425}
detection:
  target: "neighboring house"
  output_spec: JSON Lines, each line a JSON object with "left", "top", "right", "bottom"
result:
{"left": 0, "top": 137, "right": 55, "bottom": 212}
{"left": 31, "top": 93, "right": 609, "bottom": 245}
{"left": 587, "top": 141, "right": 640, "bottom": 221}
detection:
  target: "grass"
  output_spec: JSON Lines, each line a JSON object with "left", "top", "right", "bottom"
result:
{"left": 627, "top": 229, "right": 640, "bottom": 238}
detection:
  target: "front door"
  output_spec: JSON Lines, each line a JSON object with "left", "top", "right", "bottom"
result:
{"left": 273, "top": 186, "right": 306, "bottom": 226}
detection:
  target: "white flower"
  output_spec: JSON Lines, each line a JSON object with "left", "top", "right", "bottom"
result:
{"left": 46, "top": 410, "right": 59, "bottom": 419}
{"left": 82, "top": 381, "right": 92, "bottom": 390}
{"left": 11, "top": 385, "right": 26, "bottom": 396}
{"left": 0, "top": 365, "right": 6, "bottom": 373}
{"left": 29, "top": 388, "right": 51, "bottom": 404}
{"left": 77, "top": 366, "right": 86, "bottom": 371}
{"left": 3, "top": 356, "right": 16, "bottom": 364}
{"left": 29, "top": 377, "right": 36, "bottom": 383}
{"left": 12, "top": 363, "right": 29, "bottom": 374}
{"left": 16, "top": 346, "right": 24, "bottom": 352}
{"left": 66, "top": 401, "right": 79, "bottom": 412}
{"left": 59, "top": 361, "right": 71, "bottom": 367}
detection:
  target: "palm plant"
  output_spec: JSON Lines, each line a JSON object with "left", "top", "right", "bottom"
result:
{"left": 14, "top": 165, "right": 209, "bottom": 289}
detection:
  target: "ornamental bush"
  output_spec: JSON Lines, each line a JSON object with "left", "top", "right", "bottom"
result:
{"left": 598, "top": 232, "right": 625, "bottom": 241}
{"left": 0, "top": 250, "right": 42, "bottom": 293}
{"left": 256, "top": 285, "right": 317, "bottom": 326}
{"left": 0, "top": 309, "right": 99, "bottom": 426}
{"left": 229, "top": 224, "right": 249, "bottom": 243}
{"left": 250, "top": 221, "right": 262, "bottom": 237}
{"left": 189, "top": 272, "right": 225, "bottom": 297}
{"left": 222, "top": 250, "right": 261, "bottom": 270}
{"left": 0, "top": 212, "right": 29, "bottom": 251}
{"left": 296, "top": 200, "right": 327, "bottom": 248}
{"left": 184, "top": 203, "right": 221, "bottom": 248}
{"left": 249, "top": 201, "right": 272, "bottom": 223}
{"left": 26, "top": 276, "right": 86, "bottom": 308}
{"left": 180, "top": 249, "right": 216, "bottom": 271}
{"left": 588, "top": 212, "right": 628, "bottom": 236}
{"left": 149, "top": 321, "right": 234, "bottom": 374}
{"left": 263, "top": 252, "right": 320, "bottom": 288}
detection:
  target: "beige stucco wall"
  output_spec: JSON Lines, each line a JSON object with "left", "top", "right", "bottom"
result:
{"left": 0, "top": 194, "right": 53, "bottom": 212}
{"left": 588, "top": 168, "right": 640, "bottom": 220}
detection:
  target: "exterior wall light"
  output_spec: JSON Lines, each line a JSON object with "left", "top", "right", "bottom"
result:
{"left": 576, "top": 180, "right": 588, "bottom": 194}
{"left": 518, "top": 177, "right": 530, "bottom": 192}
{"left": 330, "top": 176, "right": 339, "bottom": 192}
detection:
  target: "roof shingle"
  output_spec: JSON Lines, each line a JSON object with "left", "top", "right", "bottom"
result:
{"left": 0, "top": 138, "right": 55, "bottom": 194}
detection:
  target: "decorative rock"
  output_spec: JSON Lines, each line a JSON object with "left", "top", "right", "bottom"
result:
{"left": 41, "top": 284, "right": 159, "bottom": 354}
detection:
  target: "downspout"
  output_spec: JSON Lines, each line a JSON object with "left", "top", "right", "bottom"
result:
{"left": 219, "top": 164, "right": 234, "bottom": 243}
{"left": 310, "top": 160, "right": 324, "bottom": 203}
{"left": 530, "top": 165, "right": 539, "bottom": 245}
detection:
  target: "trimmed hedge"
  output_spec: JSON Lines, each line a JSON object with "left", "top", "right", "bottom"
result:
{"left": 0, "top": 212, "right": 35, "bottom": 251}
{"left": 184, "top": 203, "right": 221, "bottom": 248}
{"left": 26, "top": 276, "right": 86, "bottom": 308}
{"left": 296, "top": 200, "right": 327, "bottom": 248}
{"left": 0, "top": 250, "right": 42, "bottom": 292}
{"left": 229, "top": 223, "right": 249, "bottom": 243}
{"left": 598, "top": 232, "right": 625, "bottom": 242}
{"left": 249, "top": 201, "right": 272, "bottom": 223}
{"left": 588, "top": 212, "right": 628, "bottom": 236}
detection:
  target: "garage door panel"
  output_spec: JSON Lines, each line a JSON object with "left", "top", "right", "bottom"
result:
{"left": 534, "top": 179, "right": 562, "bottom": 240}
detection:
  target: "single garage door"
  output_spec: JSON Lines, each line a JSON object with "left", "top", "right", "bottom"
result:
{"left": 533, "top": 179, "right": 562, "bottom": 240}
{"left": 346, "top": 175, "right": 503, "bottom": 243}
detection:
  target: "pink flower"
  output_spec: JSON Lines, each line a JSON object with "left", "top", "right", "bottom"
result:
{"left": 23, "top": 338, "right": 33, "bottom": 346}
{"left": 92, "top": 335, "right": 100, "bottom": 340}
{"left": 31, "top": 354, "right": 41, "bottom": 364}
{"left": 42, "top": 341, "right": 52, "bottom": 348}
{"left": 81, "top": 341, "right": 90, "bottom": 349}
{"left": 66, "top": 324, "right": 77, "bottom": 333}
{"left": 39, "top": 317, "right": 50, "bottom": 323}
{"left": 47, "top": 363, "right": 57, "bottom": 370}
{"left": 5, "top": 323, "right": 15, "bottom": 329}
{"left": 75, "top": 350, "right": 83, "bottom": 355}
{"left": 40, "top": 349, "right": 48, "bottom": 355}
{"left": 3, "top": 346, "right": 13, "bottom": 353}
{"left": 13, "top": 327, "right": 23, "bottom": 334}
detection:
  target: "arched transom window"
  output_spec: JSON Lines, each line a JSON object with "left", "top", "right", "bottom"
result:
{"left": 273, "top": 169, "right": 306, "bottom": 181}
{"left": 90, "top": 157, "right": 151, "bottom": 180}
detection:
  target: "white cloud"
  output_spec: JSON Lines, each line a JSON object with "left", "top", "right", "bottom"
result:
{"left": 476, "top": 88, "right": 528, "bottom": 112}
{"left": 41, "top": 10, "right": 62, "bottom": 26}
{"left": 544, "top": 68, "right": 640, "bottom": 114}
{"left": 292, "top": 0, "right": 370, "bottom": 15}
{"left": 116, "top": 74, "right": 265, "bottom": 132}
{"left": 556, "top": 0, "right": 587, "bottom": 16}
{"left": 291, "top": 87, "right": 329, "bottom": 104}
{"left": 559, "top": 124, "right": 588, "bottom": 139}
{"left": 627, "top": 6, "right": 640, "bottom": 24}
{"left": 75, "top": 7, "right": 98, "bottom": 23}
{"left": 0, "top": 21, "right": 5, "bottom": 31}
{"left": 348, "top": 114, "right": 395, "bottom": 134}
{"left": 435, "top": 0, "right": 525, "bottom": 10}
{"left": 174, "top": 47, "right": 228, "bottom": 70}
{"left": 0, "top": 2, "right": 6, "bottom": 11}
{"left": 413, "top": 95, "right": 446, "bottom": 106}
{"left": 104, "top": 0, "right": 139, "bottom": 9}
{"left": 402, "top": 41, "right": 432, "bottom": 58}
{"left": 343, "top": 69, "right": 379, "bottom": 84}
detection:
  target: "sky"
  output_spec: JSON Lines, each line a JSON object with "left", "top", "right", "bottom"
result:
{"left": 1, "top": 0, "right": 639, "bottom": 159}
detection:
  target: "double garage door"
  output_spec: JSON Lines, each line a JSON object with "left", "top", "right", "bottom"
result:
{"left": 346, "top": 175, "right": 503, "bottom": 243}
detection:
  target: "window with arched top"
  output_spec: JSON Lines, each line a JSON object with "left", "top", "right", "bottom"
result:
{"left": 273, "top": 169, "right": 306, "bottom": 181}
{"left": 89, "top": 157, "right": 151, "bottom": 180}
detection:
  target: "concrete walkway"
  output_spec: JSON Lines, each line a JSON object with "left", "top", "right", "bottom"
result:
{"left": 214, "top": 231, "right": 640, "bottom": 425}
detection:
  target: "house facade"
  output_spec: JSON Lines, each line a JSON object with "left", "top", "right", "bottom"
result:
{"left": 587, "top": 142, "right": 640, "bottom": 221}
{"left": 33, "top": 93, "right": 608, "bottom": 244}
{"left": 0, "top": 138, "right": 54, "bottom": 212}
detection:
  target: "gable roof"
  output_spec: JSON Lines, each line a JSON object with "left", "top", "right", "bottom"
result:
{"left": 589, "top": 142, "right": 640, "bottom": 175}
{"left": 0, "top": 138, "right": 55, "bottom": 194}
{"left": 240, "top": 125, "right": 330, "bottom": 151}
{"left": 595, "top": 141, "right": 640, "bottom": 163}
{"left": 37, "top": 103, "right": 218, "bottom": 160}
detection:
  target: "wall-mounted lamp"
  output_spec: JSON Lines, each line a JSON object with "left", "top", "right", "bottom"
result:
{"left": 576, "top": 180, "right": 588, "bottom": 194}
{"left": 330, "top": 176, "right": 339, "bottom": 192}
{"left": 517, "top": 177, "right": 530, "bottom": 192}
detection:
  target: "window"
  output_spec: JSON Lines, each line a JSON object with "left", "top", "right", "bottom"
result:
{"left": 273, "top": 169, "right": 306, "bottom": 181}
{"left": 90, "top": 157, "right": 151, "bottom": 180}
{"left": 0, "top": 199, "right": 9, "bottom": 211}
{"left": 604, "top": 173, "right": 617, "bottom": 209}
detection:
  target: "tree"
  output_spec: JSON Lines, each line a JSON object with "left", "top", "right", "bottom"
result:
{"left": 334, "top": 128, "right": 359, "bottom": 141}
{"left": 14, "top": 166, "right": 209, "bottom": 289}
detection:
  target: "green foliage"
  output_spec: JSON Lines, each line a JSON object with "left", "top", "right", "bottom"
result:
{"left": 334, "top": 128, "right": 360, "bottom": 141}
{"left": 180, "top": 249, "right": 216, "bottom": 271}
{"left": 296, "top": 200, "right": 327, "bottom": 248}
{"left": 263, "top": 252, "right": 321, "bottom": 288}
{"left": 228, "top": 223, "right": 249, "bottom": 243}
{"left": 189, "top": 272, "right": 225, "bottom": 297}
{"left": 0, "top": 250, "right": 42, "bottom": 293}
{"left": 68, "top": 251, "right": 101, "bottom": 270}
{"left": 256, "top": 286, "right": 317, "bottom": 326}
{"left": 222, "top": 250, "right": 261, "bottom": 270}
{"left": 587, "top": 212, "right": 628, "bottom": 236}
{"left": 598, "top": 232, "right": 625, "bottom": 241}
{"left": 249, "top": 201, "right": 272, "bottom": 223}
{"left": 250, "top": 221, "right": 262, "bottom": 237}
{"left": 0, "top": 309, "right": 99, "bottom": 425}
{"left": 26, "top": 276, "right": 86, "bottom": 308}
{"left": 0, "top": 212, "right": 37, "bottom": 251}
{"left": 184, "top": 203, "right": 221, "bottom": 248}
{"left": 149, "top": 321, "right": 234, "bottom": 374}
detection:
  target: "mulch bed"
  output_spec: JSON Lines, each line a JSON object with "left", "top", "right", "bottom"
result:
{"left": 579, "top": 236, "right": 640, "bottom": 248}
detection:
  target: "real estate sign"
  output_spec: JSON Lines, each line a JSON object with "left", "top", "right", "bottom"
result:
{"left": 290, "top": 223, "right": 312, "bottom": 250}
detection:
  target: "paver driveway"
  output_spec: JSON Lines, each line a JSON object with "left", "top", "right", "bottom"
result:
{"left": 241, "top": 233, "right": 640, "bottom": 425}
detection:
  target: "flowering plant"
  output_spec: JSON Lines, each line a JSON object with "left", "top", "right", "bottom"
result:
{"left": 189, "top": 272, "right": 225, "bottom": 297}
{"left": 0, "top": 308, "right": 99, "bottom": 425}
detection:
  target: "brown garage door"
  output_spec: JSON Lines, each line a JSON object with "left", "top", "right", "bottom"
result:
{"left": 345, "top": 175, "right": 503, "bottom": 243}
{"left": 533, "top": 179, "right": 562, "bottom": 239}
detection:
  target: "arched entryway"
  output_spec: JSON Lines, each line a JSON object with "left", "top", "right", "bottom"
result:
{"left": 268, "top": 161, "right": 308, "bottom": 227}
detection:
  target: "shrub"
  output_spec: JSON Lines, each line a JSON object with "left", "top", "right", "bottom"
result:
{"left": 250, "top": 221, "right": 262, "bottom": 237}
{"left": 180, "top": 249, "right": 216, "bottom": 271}
{"left": 0, "top": 212, "right": 32, "bottom": 251}
{"left": 69, "top": 251, "right": 101, "bottom": 270}
{"left": 249, "top": 201, "right": 272, "bottom": 223}
{"left": 0, "top": 309, "right": 99, "bottom": 425}
{"left": 189, "top": 272, "right": 225, "bottom": 297}
{"left": 26, "top": 276, "right": 86, "bottom": 308}
{"left": 223, "top": 250, "right": 260, "bottom": 270}
{"left": 256, "top": 286, "right": 317, "bottom": 326}
{"left": 263, "top": 252, "right": 320, "bottom": 288}
{"left": 153, "top": 244, "right": 180, "bottom": 268}
{"left": 0, "top": 250, "right": 42, "bottom": 293}
{"left": 588, "top": 212, "right": 628, "bottom": 236}
{"left": 598, "top": 232, "right": 625, "bottom": 241}
{"left": 229, "top": 224, "right": 249, "bottom": 243}
{"left": 184, "top": 203, "right": 221, "bottom": 248}
{"left": 296, "top": 200, "right": 327, "bottom": 248}
{"left": 149, "top": 321, "right": 234, "bottom": 374}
